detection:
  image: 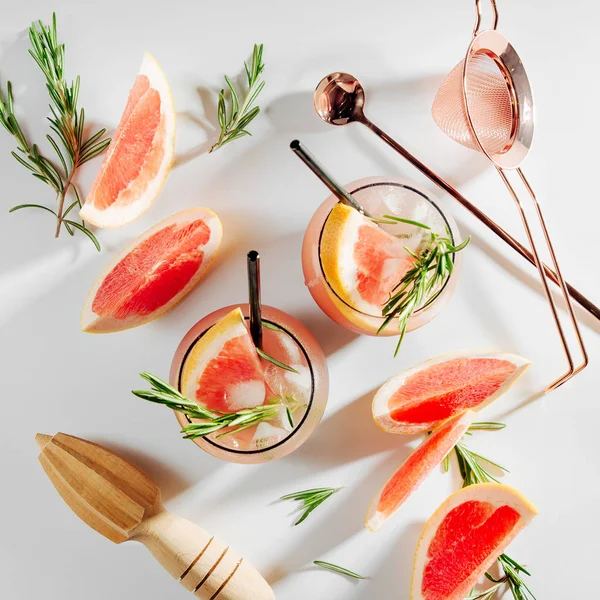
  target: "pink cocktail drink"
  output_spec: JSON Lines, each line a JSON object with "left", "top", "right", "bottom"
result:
{"left": 302, "top": 176, "right": 462, "bottom": 336}
{"left": 170, "top": 304, "right": 328, "bottom": 464}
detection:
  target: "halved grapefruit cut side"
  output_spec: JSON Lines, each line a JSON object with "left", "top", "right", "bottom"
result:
{"left": 411, "top": 483, "right": 537, "bottom": 600}
{"left": 80, "top": 53, "right": 175, "bottom": 228}
{"left": 320, "top": 203, "right": 415, "bottom": 318}
{"left": 181, "top": 308, "right": 267, "bottom": 413}
{"left": 373, "top": 351, "right": 530, "bottom": 434}
{"left": 81, "top": 208, "right": 222, "bottom": 333}
{"left": 365, "top": 410, "right": 474, "bottom": 532}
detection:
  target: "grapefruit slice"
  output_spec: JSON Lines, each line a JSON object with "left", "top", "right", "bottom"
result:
{"left": 411, "top": 483, "right": 537, "bottom": 600}
{"left": 81, "top": 208, "right": 222, "bottom": 333}
{"left": 373, "top": 351, "right": 530, "bottom": 434}
{"left": 80, "top": 53, "right": 175, "bottom": 228}
{"left": 181, "top": 308, "right": 267, "bottom": 413}
{"left": 366, "top": 410, "right": 474, "bottom": 532}
{"left": 320, "top": 203, "right": 414, "bottom": 317}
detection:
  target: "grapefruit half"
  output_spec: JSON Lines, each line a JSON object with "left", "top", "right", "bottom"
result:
{"left": 80, "top": 53, "right": 175, "bottom": 228}
{"left": 181, "top": 308, "right": 267, "bottom": 413}
{"left": 411, "top": 483, "right": 537, "bottom": 600}
{"left": 373, "top": 351, "right": 530, "bottom": 434}
{"left": 320, "top": 203, "right": 414, "bottom": 318}
{"left": 365, "top": 410, "right": 474, "bottom": 532}
{"left": 81, "top": 208, "right": 222, "bottom": 333}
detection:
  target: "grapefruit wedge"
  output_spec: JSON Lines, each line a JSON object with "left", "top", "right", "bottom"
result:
{"left": 411, "top": 483, "right": 537, "bottom": 600}
{"left": 181, "top": 308, "right": 267, "bottom": 413}
{"left": 366, "top": 410, "right": 474, "bottom": 532}
{"left": 320, "top": 203, "right": 414, "bottom": 318}
{"left": 80, "top": 53, "right": 175, "bottom": 228}
{"left": 81, "top": 208, "right": 222, "bottom": 333}
{"left": 373, "top": 351, "right": 530, "bottom": 434}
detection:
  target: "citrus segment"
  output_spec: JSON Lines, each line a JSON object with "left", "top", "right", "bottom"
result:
{"left": 366, "top": 410, "right": 474, "bottom": 532}
{"left": 320, "top": 203, "right": 414, "bottom": 317}
{"left": 411, "top": 483, "right": 537, "bottom": 600}
{"left": 80, "top": 53, "right": 175, "bottom": 228}
{"left": 373, "top": 352, "right": 530, "bottom": 434}
{"left": 81, "top": 208, "right": 222, "bottom": 333}
{"left": 181, "top": 308, "right": 267, "bottom": 413}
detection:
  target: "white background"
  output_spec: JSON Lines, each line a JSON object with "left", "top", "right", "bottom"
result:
{"left": 0, "top": 1, "right": 598, "bottom": 598}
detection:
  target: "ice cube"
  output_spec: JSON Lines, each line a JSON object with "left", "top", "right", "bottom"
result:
{"left": 250, "top": 422, "right": 289, "bottom": 450}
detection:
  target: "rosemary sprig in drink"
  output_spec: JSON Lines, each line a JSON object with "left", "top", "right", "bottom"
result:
{"left": 0, "top": 13, "right": 110, "bottom": 248}
{"left": 313, "top": 561, "right": 368, "bottom": 580}
{"left": 280, "top": 487, "right": 343, "bottom": 525}
{"left": 210, "top": 43, "right": 265, "bottom": 153}
{"left": 132, "top": 372, "right": 302, "bottom": 440}
{"left": 446, "top": 423, "right": 536, "bottom": 600}
{"left": 379, "top": 216, "right": 470, "bottom": 355}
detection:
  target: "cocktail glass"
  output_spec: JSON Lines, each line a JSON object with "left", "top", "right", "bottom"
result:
{"left": 170, "top": 304, "right": 329, "bottom": 464}
{"left": 302, "top": 176, "right": 462, "bottom": 336}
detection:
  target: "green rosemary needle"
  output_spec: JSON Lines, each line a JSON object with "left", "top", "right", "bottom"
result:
{"left": 380, "top": 218, "right": 470, "bottom": 356}
{"left": 446, "top": 424, "right": 536, "bottom": 600}
{"left": 280, "top": 487, "right": 343, "bottom": 525}
{"left": 0, "top": 13, "right": 110, "bottom": 248}
{"left": 313, "top": 561, "right": 368, "bottom": 580}
{"left": 210, "top": 43, "right": 265, "bottom": 153}
{"left": 132, "top": 372, "right": 302, "bottom": 440}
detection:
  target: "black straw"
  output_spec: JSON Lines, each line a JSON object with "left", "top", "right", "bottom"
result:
{"left": 289, "top": 139, "right": 370, "bottom": 217}
{"left": 247, "top": 250, "right": 263, "bottom": 350}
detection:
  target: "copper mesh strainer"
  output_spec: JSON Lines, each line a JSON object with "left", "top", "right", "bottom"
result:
{"left": 432, "top": 0, "right": 588, "bottom": 391}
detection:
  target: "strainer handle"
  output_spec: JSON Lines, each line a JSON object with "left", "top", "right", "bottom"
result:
{"left": 473, "top": 0, "right": 499, "bottom": 35}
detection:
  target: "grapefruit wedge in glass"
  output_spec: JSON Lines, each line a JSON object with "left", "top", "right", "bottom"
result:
{"left": 81, "top": 208, "right": 222, "bottom": 333}
{"left": 411, "top": 483, "right": 537, "bottom": 600}
{"left": 320, "top": 202, "right": 415, "bottom": 319}
{"left": 373, "top": 351, "right": 530, "bottom": 434}
{"left": 80, "top": 53, "right": 175, "bottom": 228}
{"left": 180, "top": 307, "right": 267, "bottom": 413}
{"left": 365, "top": 410, "right": 475, "bottom": 532}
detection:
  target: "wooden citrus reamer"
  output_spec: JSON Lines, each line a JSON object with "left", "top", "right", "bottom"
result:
{"left": 36, "top": 432, "right": 275, "bottom": 600}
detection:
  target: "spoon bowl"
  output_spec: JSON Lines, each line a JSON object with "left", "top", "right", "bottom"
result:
{"left": 314, "top": 72, "right": 366, "bottom": 125}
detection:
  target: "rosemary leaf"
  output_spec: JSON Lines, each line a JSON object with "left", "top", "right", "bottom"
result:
{"left": 257, "top": 347, "right": 299, "bottom": 373}
{"left": 280, "top": 487, "right": 342, "bottom": 526}
{"left": 313, "top": 561, "right": 368, "bottom": 580}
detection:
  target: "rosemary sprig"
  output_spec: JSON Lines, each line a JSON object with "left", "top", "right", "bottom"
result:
{"left": 380, "top": 218, "right": 470, "bottom": 355}
{"left": 280, "top": 487, "right": 343, "bottom": 525}
{"left": 0, "top": 14, "right": 110, "bottom": 248}
{"left": 446, "top": 424, "right": 536, "bottom": 600}
{"left": 210, "top": 43, "right": 265, "bottom": 153}
{"left": 313, "top": 561, "right": 368, "bottom": 580}
{"left": 132, "top": 372, "right": 297, "bottom": 440}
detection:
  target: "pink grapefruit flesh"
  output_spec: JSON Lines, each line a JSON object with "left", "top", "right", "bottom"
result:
{"left": 181, "top": 308, "right": 269, "bottom": 413}
{"left": 320, "top": 203, "right": 414, "bottom": 319}
{"left": 366, "top": 410, "right": 475, "bottom": 532}
{"left": 411, "top": 483, "right": 537, "bottom": 600}
{"left": 81, "top": 208, "right": 222, "bottom": 333}
{"left": 373, "top": 352, "right": 530, "bottom": 434}
{"left": 80, "top": 53, "right": 175, "bottom": 228}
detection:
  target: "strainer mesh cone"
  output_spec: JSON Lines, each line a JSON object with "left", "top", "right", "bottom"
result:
{"left": 432, "top": 53, "right": 514, "bottom": 155}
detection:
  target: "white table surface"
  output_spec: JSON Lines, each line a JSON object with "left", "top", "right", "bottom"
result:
{"left": 1, "top": 1, "right": 598, "bottom": 598}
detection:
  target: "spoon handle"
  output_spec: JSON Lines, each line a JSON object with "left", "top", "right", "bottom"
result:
{"left": 360, "top": 117, "right": 600, "bottom": 323}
